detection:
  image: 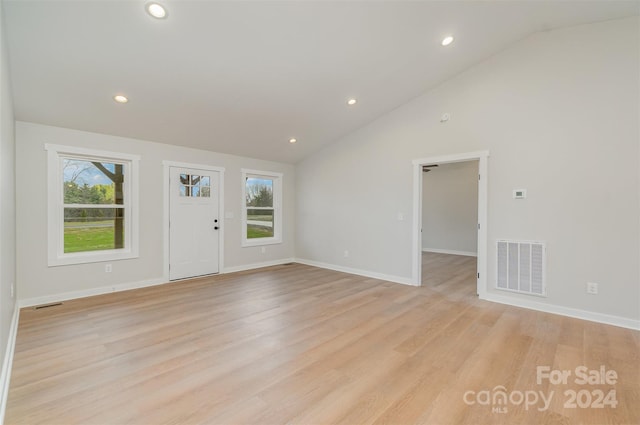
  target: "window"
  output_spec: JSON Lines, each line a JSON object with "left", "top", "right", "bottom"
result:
{"left": 46, "top": 144, "right": 139, "bottom": 266}
{"left": 241, "top": 169, "right": 282, "bottom": 247}
{"left": 179, "top": 174, "right": 211, "bottom": 197}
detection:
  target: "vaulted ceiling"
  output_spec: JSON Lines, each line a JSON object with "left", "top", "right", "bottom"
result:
{"left": 4, "top": 1, "right": 638, "bottom": 163}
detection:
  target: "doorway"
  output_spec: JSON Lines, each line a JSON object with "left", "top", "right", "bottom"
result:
{"left": 421, "top": 161, "right": 478, "bottom": 294}
{"left": 168, "top": 165, "right": 223, "bottom": 280}
{"left": 412, "top": 151, "right": 489, "bottom": 297}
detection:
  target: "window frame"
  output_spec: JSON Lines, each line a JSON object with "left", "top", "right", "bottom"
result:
{"left": 241, "top": 169, "right": 283, "bottom": 247}
{"left": 178, "top": 173, "right": 212, "bottom": 198}
{"left": 46, "top": 144, "right": 140, "bottom": 266}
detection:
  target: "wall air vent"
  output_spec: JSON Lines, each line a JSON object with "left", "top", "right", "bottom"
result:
{"left": 496, "top": 240, "right": 545, "bottom": 296}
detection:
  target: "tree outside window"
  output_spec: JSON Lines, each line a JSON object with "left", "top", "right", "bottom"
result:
{"left": 241, "top": 170, "right": 282, "bottom": 247}
{"left": 62, "top": 159, "right": 125, "bottom": 253}
{"left": 46, "top": 144, "right": 139, "bottom": 266}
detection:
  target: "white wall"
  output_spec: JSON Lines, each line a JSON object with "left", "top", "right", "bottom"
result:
{"left": 0, "top": 0, "right": 16, "bottom": 408}
{"left": 422, "top": 161, "right": 478, "bottom": 255}
{"left": 16, "top": 122, "right": 295, "bottom": 301}
{"left": 296, "top": 17, "right": 640, "bottom": 323}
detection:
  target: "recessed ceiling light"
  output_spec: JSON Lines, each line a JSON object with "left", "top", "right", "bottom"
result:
{"left": 289, "top": 138, "right": 297, "bottom": 144}
{"left": 113, "top": 95, "right": 128, "bottom": 104}
{"left": 146, "top": 2, "right": 167, "bottom": 19}
{"left": 347, "top": 98, "right": 357, "bottom": 106}
{"left": 441, "top": 36, "right": 454, "bottom": 46}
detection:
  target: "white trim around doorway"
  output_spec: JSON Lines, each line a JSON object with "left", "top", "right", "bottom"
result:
{"left": 412, "top": 151, "right": 489, "bottom": 296}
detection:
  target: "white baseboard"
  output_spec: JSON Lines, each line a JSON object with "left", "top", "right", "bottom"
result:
{"left": 0, "top": 301, "right": 19, "bottom": 425}
{"left": 18, "top": 277, "right": 167, "bottom": 308}
{"left": 422, "top": 248, "right": 477, "bottom": 257}
{"left": 481, "top": 292, "right": 640, "bottom": 331}
{"left": 14, "top": 261, "right": 637, "bottom": 343}
{"left": 295, "top": 258, "right": 638, "bottom": 330}
{"left": 18, "top": 258, "right": 296, "bottom": 307}
{"left": 295, "top": 258, "right": 416, "bottom": 286}
{"left": 222, "top": 258, "right": 295, "bottom": 274}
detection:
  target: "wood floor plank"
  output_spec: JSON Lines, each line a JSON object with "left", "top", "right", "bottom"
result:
{"left": 5, "top": 254, "right": 639, "bottom": 424}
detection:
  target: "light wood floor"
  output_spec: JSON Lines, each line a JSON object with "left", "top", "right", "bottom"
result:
{"left": 421, "top": 251, "right": 477, "bottom": 291}
{"left": 6, "top": 254, "right": 640, "bottom": 424}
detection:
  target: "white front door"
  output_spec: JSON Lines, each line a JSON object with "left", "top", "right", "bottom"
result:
{"left": 169, "top": 167, "right": 220, "bottom": 280}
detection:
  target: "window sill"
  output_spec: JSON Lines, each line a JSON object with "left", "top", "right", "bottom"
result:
{"left": 48, "top": 249, "right": 138, "bottom": 267}
{"left": 241, "top": 238, "right": 282, "bottom": 248}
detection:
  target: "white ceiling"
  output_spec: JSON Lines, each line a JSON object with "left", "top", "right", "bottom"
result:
{"left": 4, "top": 1, "right": 638, "bottom": 163}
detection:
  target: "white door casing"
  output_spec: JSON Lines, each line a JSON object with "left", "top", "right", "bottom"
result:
{"left": 412, "top": 151, "right": 489, "bottom": 297}
{"left": 169, "top": 166, "right": 221, "bottom": 280}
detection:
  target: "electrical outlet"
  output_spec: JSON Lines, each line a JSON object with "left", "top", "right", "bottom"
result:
{"left": 261, "top": 246, "right": 266, "bottom": 254}
{"left": 105, "top": 264, "right": 112, "bottom": 273}
{"left": 343, "top": 250, "right": 349, "bottom": 258}
{"left": 586, "top": 282, "right": 598, "bottom": 295}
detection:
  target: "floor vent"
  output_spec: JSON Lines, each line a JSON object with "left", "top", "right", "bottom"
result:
{"left": 34, "top": 302, "right": 63, "bottom": 310}
{"left": 497, "top": 240, "right": 546, "bottom": 296}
